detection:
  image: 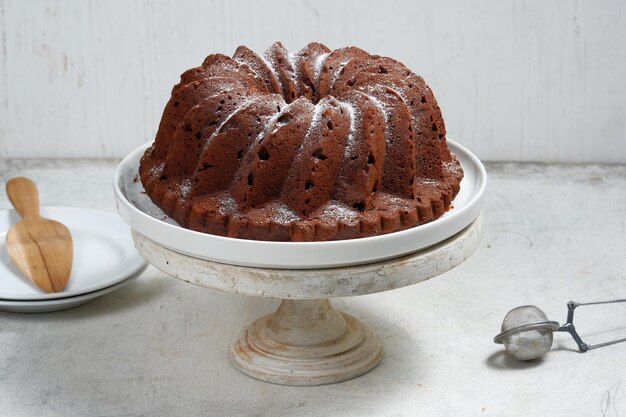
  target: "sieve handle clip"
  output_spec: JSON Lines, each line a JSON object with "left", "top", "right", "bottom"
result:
{"left": 556, "top": 300, "right": 626, "bottom": 352}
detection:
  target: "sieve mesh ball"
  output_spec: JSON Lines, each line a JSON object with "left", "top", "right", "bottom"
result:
{"left": 500, "top": 305, "right": 554, "bottom": 361}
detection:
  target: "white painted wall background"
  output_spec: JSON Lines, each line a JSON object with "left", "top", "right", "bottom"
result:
{"left": 0, "top": 0, "right": 625, "bottom": 162}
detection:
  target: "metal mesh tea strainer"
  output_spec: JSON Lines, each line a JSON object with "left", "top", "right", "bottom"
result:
{"left": 494, "top": 300, "right": 626, "bottom": 361}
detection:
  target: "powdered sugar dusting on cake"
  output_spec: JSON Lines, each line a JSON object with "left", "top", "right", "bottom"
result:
{"left": 263, "top": 100, "right": 293, "bottom": 137}
{"left": 233, "top": 50, "right": 279, "bottom": 94}
{"left": 216, "top": 60, "right": 238, "bottom": 71}
{"left": 305, "top": 101, "right": 326, "bottom": 139}
{"left": 383, "top": 80, "right": 419, "bottom": 129}
{"left": 232, "top": 56, "right": 258, "bottom": 75}
{"left": 233, "top": 55, "right": 250, "bottom": 68}
{"left": 266, "top": 201, "right": 300, "bottom": 224}
{"left": 193, "top": 78, "right": 244, "bottom": 95}
{"left": 280, "top": 100, "right": 325, "bottom": 187}
{"left": 415, "top": 179, "right": 439, "bottom": 186}
{"left": 320, "top": 201, "right": 360, "bottom": 224}
{"left": 375, "top": 191, "right": 413, "bottom": 207}
{"left": 288, "top": 100, "right": 324, "bottom": 157}
{"left": 363, "top": 92, "right": 389, "bottom": 120}
{"left": 443, "top": 159, "right": 462, "bottom": 175}
{"left": 373, "top": 83, "right": 405, "bottom": 105}
{"left": 127, "top": 164, "right": 178, "bottom": 226}
{"left": 148, "top": 161, "right": 165, "bottom": 179}
{"left": 313, "top": 53, "right": 330, "bottom": 84}
{"left": 287, "top": 52, "right": 296, "bottom": 67}
{"left": 328, "top": 59, "right": 352, "bottom": 93}
{"left": 198, "top": 95, "right": 263, "bottom": 157}
{"left": 360, "top": 92, "right": 390, "bottom": 145}
{"left": 236, "top": 62, "right": 265, "bottom": 88}
{"left": 178, "top": 178, "right": 192, "bottom": 197}
{"left": 287, "top": 52, "right": 300, "bottom": 94}
{"left": 217, "top": 193, "right": 238, "bottom": 216}
{"left": 340, "top": 101, "right": 358, "bottom": 159}
{"left": 263, "top": 45, "right": 284, "bottom": 92}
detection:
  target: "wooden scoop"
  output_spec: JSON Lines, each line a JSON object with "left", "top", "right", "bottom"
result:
{"left": 5, "top": 177, "right": 73, "bottom": 293}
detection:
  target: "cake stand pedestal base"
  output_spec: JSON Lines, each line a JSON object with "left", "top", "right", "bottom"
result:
{"left": 131, "top": 215, "right": 483, "bottom": 387}
{"left": 230, "top": 299, "right": 382, "bottom": 386}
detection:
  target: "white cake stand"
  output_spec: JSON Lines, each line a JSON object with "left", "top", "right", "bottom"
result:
{"left": 131, "top": 215, "right": 482, "bottom": 385}
{"left": 114, "top": 139, "right": 487, "bottom": 385}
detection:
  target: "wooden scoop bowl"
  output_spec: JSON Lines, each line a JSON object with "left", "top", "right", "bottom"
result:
{"left": 5, "top": 177, "right": 73, "bottom": 293}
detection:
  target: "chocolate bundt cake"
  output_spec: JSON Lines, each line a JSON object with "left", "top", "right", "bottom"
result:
{"left": 139, "top": 42, "right": 463, "bottom": 241}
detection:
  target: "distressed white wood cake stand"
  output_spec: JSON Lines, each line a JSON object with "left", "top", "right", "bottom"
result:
{"left": 131, "top": 214, "right": 482, "bottom": 386}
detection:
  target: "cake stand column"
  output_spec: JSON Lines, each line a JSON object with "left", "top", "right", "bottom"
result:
{"left": 230, "top": 298, "right": 383, "bottom": 386}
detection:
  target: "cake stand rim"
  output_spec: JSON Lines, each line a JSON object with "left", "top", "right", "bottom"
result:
{"left": 114, "top": 139, "right": 486, "bottom": 269}
{"left": 130, "top": 213, "right": 482, "bottom": 299}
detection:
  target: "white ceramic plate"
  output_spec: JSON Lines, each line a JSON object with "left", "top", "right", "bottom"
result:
{"left": 114, "top": 140, "right": 486, "bottom": 269}
{"left": 0, "top": 207, "right": 147, "bottom": 300}
{"left": 0, "top": 267, "right": 145, "bottom": 313}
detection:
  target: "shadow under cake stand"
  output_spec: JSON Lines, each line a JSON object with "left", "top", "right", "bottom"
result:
{"left": 131, "top": 214, "right": 482, "bottom": 386}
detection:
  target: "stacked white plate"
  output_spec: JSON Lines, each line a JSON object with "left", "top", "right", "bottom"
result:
{"left": 0, "top": 207, "right": 147, "bottom": 313}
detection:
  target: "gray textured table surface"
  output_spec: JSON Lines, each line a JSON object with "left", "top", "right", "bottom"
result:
{"left": 0, "top": 159, "right": 625, "bottom": 417}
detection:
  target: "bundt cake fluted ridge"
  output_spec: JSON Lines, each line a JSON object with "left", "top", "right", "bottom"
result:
{"left": 139, "top": 42, "right": 463, "bottom": 241}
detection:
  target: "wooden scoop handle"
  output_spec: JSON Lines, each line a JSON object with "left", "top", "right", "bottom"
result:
{"left": 6, "top": 177, "right": 41, "bottom": 220}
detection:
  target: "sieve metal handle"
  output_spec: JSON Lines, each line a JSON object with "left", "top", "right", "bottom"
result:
{"left": 556, "top": 300, "right": 626, "bottom": 352}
